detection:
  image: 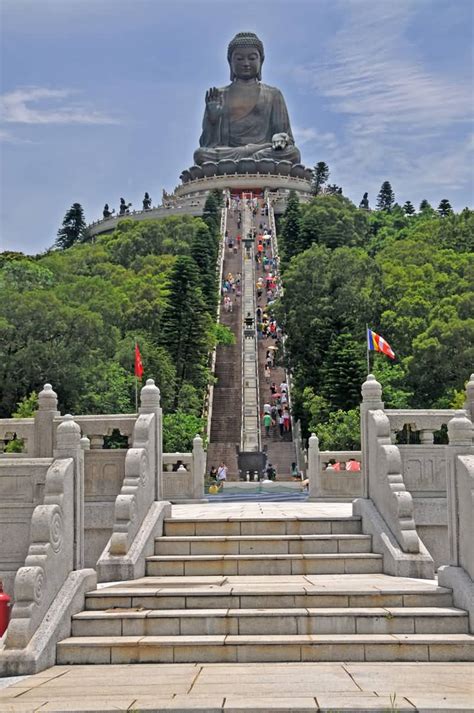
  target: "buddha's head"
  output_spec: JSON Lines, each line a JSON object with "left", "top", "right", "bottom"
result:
{"left": 227, "top": 32, "right": 265, "bottom": 82}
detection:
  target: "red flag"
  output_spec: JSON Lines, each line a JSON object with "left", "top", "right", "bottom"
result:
{"left": 134, "top": 343, "right": 144, "bottom": 378}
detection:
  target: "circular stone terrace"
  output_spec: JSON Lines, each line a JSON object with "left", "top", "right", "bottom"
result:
{"left": 86, "top": 173, "right": 312, "bottom": 239}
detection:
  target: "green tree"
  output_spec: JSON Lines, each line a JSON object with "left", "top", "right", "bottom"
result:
{"left": 320, "top": 332, "right": 366, "bottom": 410}
{"left": 190, "top": 223, "right": 218, "bottom": 313}
{"left": 162, "top": 411, "right": 205, "bottom": 452}
{"left": 376, "top": 182, "right": 395, "bottom": 212}
{"left": 202, "top": 192, "right": 220, "bottom": 236}
{"left": 326, "top": 184, "right": 343, "bottom": 195}
{"left": 159, "top": 256, "right": 211, "bottom": 408}
{"left": 419, "top": 199, "right": 434, "bottom": 215}
{"left": 56, "top": 203, "right": 87, "bottom": 249}
{"left": 299, "top": 194, "right": 369, "bottom": 251}
{"left": 311, "top": 161, "right": 330, "bottom": 196}
{"left": 280, "top": 190, "right": 302, "bottom": 261}
{"left": 403, "top": 201, "right": 415, "bottom": 215}
{"left": 438, "top": 199, "right": 453, "bottom": 217}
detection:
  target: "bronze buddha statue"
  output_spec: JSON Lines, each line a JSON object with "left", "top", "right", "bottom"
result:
{"left": 193, "top": 32, "right": 301, "bottom": 167}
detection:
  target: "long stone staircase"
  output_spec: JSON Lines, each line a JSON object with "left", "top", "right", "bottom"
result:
{"left": 206, "top": 212, "right": 242, "bottom": 479}
{"left": 57, "top": 507, "right": 474, "bottom": 664}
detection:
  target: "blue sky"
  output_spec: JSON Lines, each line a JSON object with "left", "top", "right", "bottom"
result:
{"left": 1, "top": 0, "right": 473, "bottom": 254}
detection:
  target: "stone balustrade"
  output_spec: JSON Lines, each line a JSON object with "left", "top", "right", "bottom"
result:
{"left": 108, "top": 380, "right": 161, "bottom": 556}
{"left": 2, "top": 416, "right": 96, "bottom": 674}
{"left": 162, "top": 436, "right": 206, "bottom": 502}
{"left": 306, "top": 438, "right": 363, "bottom": 501}
{"left": 439, "top": 411, "right": 474, "bottom": 630}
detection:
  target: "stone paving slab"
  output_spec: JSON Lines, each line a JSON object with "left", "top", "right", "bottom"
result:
{"left": 0, "top": 662, "right": 472, "bottom": 711}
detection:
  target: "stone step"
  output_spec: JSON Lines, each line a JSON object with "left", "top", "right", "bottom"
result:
{"left": 164, "top": 517, "right": 362, "bottom": 537}
{"left": 145, "top": 553, "right": 383, "bottom": 576}
{"left": 85, "top": 583, "right": 454, "bottom": 611}
{"left": 154, "top": 534, "right": 373, "bottom": 556}
{"left": 72, "top": 606, "right": 469, "bottom": 637}
{"left": 57, "top": 632, "right": 474, "bottom": 664}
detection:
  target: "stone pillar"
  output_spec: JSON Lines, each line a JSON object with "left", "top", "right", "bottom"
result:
{"left": 446, "top": 411, "right": 474, "bottom": 568}
{"left": 139, "top": 379, "right": 162, "bottom": 501}
{"left": 360, "top": 374, "right": 384, "bottom": 499}
{"left": 419, "top": 429, "right": 434, "bottom": 445}
{"left": 192, "top": 435, "right": 205, "bottom": 500}
{"left": 307, "top": 433, "right": 319, "bottom": 500}
{"left": 34, "top": 383, "right": 60, "bottom": 457}
{"left": 464, "top": 373, "right": 474, "bottom": 422}
{"left": 54, "top": 414, "right": 84, "bottom": 570}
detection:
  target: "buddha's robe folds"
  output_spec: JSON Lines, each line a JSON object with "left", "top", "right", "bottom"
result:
{"left": 194, "top": 83, "right": 301, "bottom": 166}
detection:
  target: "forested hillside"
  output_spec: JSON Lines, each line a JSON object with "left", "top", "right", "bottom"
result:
{"left": 0, "top": 193, "right": 223, "bottom": 450}
{"left": 277, "top": 192, "right": 474, "bottom": 448}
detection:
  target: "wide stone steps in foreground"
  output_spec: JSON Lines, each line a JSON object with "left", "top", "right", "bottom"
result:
{"left": 154, "top": 534, "right": 373, "bottom": 555}
{"left": 57, "top": 633, "right": 473, "bottom": 664}
{"left": 56, "top": 511, "right": 474, "bottom": 665}
{"left": 146, "top": 553, "right": 383, "bottom": 576}
{"left": 72, "top": 607, "right": 468, "bottom": 637}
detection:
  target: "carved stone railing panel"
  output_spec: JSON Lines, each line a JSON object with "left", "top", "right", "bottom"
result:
{"left": 366, "top": 407, "right": 420, "bottom": 553}
{"left": 386, "top": 409, "right": 459, "bottom": 434}
{"left": 0, "top": 459, "right": 52, "bottom": 595}
{"left": 84, "top": 450, "right": 127, "bottom": 501}
{"left": 108, "top": 380, "right": 161, "bottom": 556}
{"left": 397, "top": 445, "right": 447, "bottom": 496}
{"left": 5, "top": 416, "right": 83, "bottom": 650}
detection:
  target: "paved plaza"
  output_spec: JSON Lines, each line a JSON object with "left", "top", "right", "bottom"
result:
{"left": 0, "top": 661, "right": 473, "bottom": 711}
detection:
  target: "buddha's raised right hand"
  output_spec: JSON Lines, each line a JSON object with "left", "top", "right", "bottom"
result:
{"left": 205, "top": 87, "right": 223, "bottom": 122}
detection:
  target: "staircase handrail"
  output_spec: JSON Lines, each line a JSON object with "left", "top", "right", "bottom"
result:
{"left": 203, "top": 195, "right": 228, "bottom": 445}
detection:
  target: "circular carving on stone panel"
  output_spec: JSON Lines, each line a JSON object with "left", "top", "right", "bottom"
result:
{"left": 189, "top": 165, "right": 204, "bottom": 180}
{"left": 218, "top": 160, "right": 237, "bottom": 176}
{"left": 34, "top": 570, "right": 45, "bottom": 604}
{"left": 50, "top": 511, "right": 63, "bottom": 553}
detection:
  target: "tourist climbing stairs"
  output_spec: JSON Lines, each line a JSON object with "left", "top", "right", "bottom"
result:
{"left": 206, "top": 209, "right": 242, "bottom": 478}
{"left": 257, "top": 199, "right": 296, "bottom": 479}
{"left": 57, "top": 507, "right": 474, "bottom": 664}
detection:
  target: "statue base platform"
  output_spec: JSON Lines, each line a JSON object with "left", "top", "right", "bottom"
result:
{"left": 175, "top": 171, "right": 312, "bottom": 201}
{"left": 86, "top": 172, "right": 312, "bottom": 240}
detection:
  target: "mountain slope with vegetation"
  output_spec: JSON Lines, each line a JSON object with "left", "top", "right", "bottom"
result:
{"left": 276, "top": 189, "right": 473, "bottom": 448}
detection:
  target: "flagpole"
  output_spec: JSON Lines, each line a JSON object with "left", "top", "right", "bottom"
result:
{"left": 135, "top": 376, "right": 138, "bottom": 413}
{"left": 366, "top": 323, "right": 370, "bottom": 374}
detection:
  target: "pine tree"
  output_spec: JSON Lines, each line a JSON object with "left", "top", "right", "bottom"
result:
{"left": 160, "top": 256, "right": 210, "bottom": 408}
{"left": 319, "top": 332, "right": 366, "bottom": 410}
{"left": 280, "top": 190, "right": 302, "bottom": 261}
{"left": 311, "top": 161, "right": 330, "bottom": 196}
{"left": 190, "top": 224, "right": 218, "bottom": 313}
{"left": 419, "top": 199, "right": 432, "bottom": 213}
{"left": 202, "top": 192, "right": 220, "bottom": 236}
{"left": 438, "top": 198, "right": 453, "bottom": 217}
{"left": 56, "top": 203, "right": 86, "bottom": 249}
{"left": 403, "top": 201, "right": 415, "bottom": 215}
{"left": 376, "top": 181, "right": 395, "bottom": 212}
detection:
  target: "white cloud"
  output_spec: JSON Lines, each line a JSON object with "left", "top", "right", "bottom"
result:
{"left": 0, "top": 128, "right": 33, "bottom": 144}
{"left": 293, "top": 126, "right": 338, "bottom": 150}
{"left": 292, "top": 1, "right": 473, "bottom": 202}
{"left": 0, "top": 87, "right": 120, "bottom": 125}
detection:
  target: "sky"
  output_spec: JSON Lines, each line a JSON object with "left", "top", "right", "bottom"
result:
{"left": 1, "top": 0, "right": 473, "bottom": 254}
